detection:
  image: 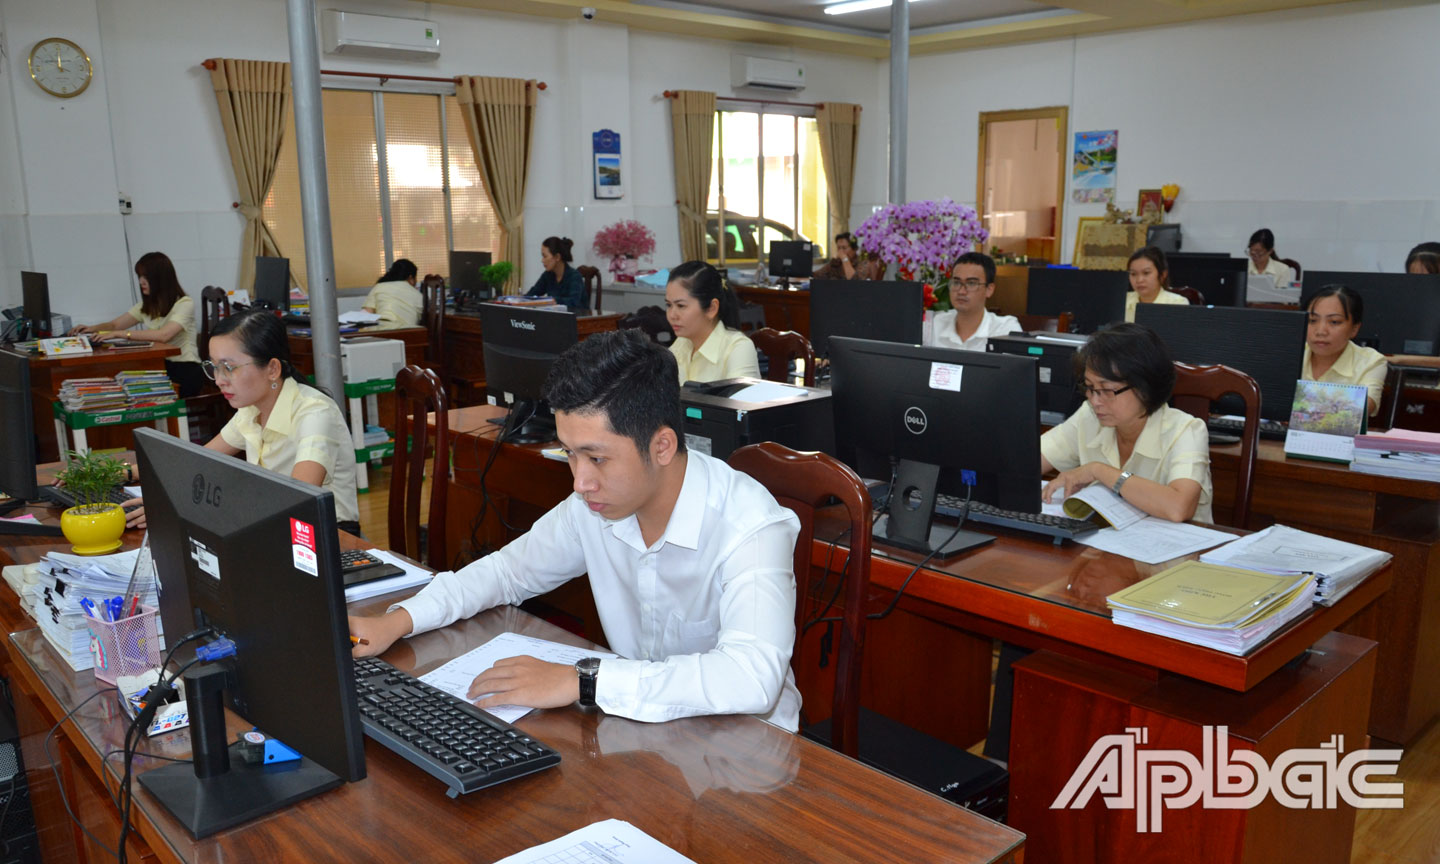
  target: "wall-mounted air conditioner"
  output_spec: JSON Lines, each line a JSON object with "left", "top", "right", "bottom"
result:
{"left": 730, "top": 56, "right": 806, "bottom": 92}
{"left": 321, "top": 10, "right": 440, "bottom": 61}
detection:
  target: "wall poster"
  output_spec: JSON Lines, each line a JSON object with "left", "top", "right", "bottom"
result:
{"left": 593, "top": 129, "right": 622, "bottom": 199}
{"left": 1072, "top": 129, "right": 1117, "bottom": 204}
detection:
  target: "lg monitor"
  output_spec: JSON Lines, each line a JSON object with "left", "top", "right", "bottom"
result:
{"left": 21, "top": 271, "right": 51, "bottom": 336}
{"left": 808, "top": 280, "right": 924, "bottom": 358}
{"left": 0, "top": 350, "right": 37, "bottom": 518}
{"left": 449, "top": 250, "right": 494, "bottom": 302}
{"left": 768, "top": 240, "right": 814, "bottom": 280}
{"left": 1135, "top": 304, "right": 1306, "bottom": 423}
{"left": 1146, "top": 224, "right": 1182, "bottom": 253}
{"left": 1301, "top": 271, "right": 1440, "bottom": 355}
{"left": 830, "top": 336, "right": 1041, "bottom": 560}
{"left": 1025, "top": 268, "right": 1129, "bottom": 335}
{"left": 478, "top": 302, "right": 579, "bottom": 443}
{"left": 986, "top": 333, "right": 1086, "bottom": 427}
{"left": 134, "top": 428, "right": 365, "bottom": 838}
{"left": 1167, "top": 255, "right": 1249, "bottom": 307}
{"left": 253, "top": 256, "right": 291, "bottom": 311}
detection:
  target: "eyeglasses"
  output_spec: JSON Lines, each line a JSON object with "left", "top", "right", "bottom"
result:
{"left": 949, "top": 278, "right": 988, "bottom": 293}
{"left": 201, "top": 359, "right": 258, "bottom": 381}
{"left": 1079, "top": 383, "right": 1134, "bottom": 401}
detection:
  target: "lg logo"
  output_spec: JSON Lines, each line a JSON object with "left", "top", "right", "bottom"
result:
{"left": 903, "top": 406, "right": 928, "bottom": 435}
{"left": 191, "top": 474, "right": 222, "bottom": 507}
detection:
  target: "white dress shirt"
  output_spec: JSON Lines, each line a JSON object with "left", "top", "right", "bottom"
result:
{"left": 393, "top": 450, "right": 803, "bottom": 730}
{"left": 927, "top": 309, "right": 1022, "bottom": 352}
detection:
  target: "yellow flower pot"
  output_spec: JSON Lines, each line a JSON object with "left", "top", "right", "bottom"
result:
{"left": 60, "top": 504, "right": 126, "bottom": 555}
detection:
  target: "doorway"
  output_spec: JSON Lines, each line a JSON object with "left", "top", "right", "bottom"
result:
{"left": 976, "top": 107, "right": 1068, "bottom": 264}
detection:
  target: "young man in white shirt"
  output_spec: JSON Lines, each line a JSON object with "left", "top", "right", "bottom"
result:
{"left": 926, "top": 252, "right": 1022, "bottom": 352}
{"left": 349, "top": 330, "right": 803, "bottom": 729}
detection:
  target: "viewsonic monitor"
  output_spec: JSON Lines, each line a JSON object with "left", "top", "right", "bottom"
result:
{"left": 1025, "top": 268, "right": 1129, "bottom": 335}
{"left": 252, "top": 256, "right": 291, "bottom": 311}
{"left": 768, "top": 240, "right": 814, "bottom": 280}
{"left": 809, "top": 280, "right": 925, "bottom": 358}
{"left": 479, "top": 303, "right": 579, "bottom": 443}
{"left": 1301, "top": 271, "right": 1440, "bottom": 355}
{"left": 449, "top": 250, "right": 494, "bottom": 302}
{"left": 134, "top": 428, "right": 365, "bottom": 838}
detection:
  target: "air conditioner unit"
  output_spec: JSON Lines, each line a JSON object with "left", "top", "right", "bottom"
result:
{"left": 730, "top": 56, "right": 806, "bottom": 92}
{"left": 321, "top": 10, "right": 440, "bottom": 61}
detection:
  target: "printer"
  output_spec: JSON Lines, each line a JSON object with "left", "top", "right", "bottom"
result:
{"left": 679, "top": 377, "right": 834, "bottom": 460}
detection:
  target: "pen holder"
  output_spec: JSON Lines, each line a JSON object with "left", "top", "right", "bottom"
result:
{"left": 86, "top": 605, "right": 162, "bottom": 685}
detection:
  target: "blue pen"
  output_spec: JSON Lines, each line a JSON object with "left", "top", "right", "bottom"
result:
{"left": 109, "top": 597, "right": 123, "bottom": 622}
{"left": 79, "top": 598, "right": 97, "bottom": 619}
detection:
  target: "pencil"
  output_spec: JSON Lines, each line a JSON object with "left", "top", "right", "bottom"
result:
{"left": 350, "top": 635, "right": 370, "bottom": 646}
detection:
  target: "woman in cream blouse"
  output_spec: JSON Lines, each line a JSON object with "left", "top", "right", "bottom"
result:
{"left": 1123, "top": 246, "right": 1189, "bottom": 323}
{"left": 1247, "top": 228, "right": 1296, "bottom": 286}
{"left": 665, "top": 260, "right": 759, "bottom": 383}
{"left": 1303, "top": 285, "right": 1387, "bottom": 416}
{"left": 363, "top": 258, "right": 422, "bottom": 329}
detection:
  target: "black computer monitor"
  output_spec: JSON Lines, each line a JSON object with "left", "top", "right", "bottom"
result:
{"left": 449, "top": 250, "right": 494, "bottom": 302}
{"left": 768, "top": 240, "right": 814, "bottom": 280}
{"left": 0, "top": 350, "right": 37, "bottom": 518}
{"left": 1147, "top": 224, "right": 1182, "bottom": 253}
{"left": 1135, "top": 305, "right": 1306, "bottom": 423}
{"left": 21, "top": 271, "right": 51, "bottom": 336}
{"left": 808, "top": 280, "right": 924, "bottom": 358}
{"left": 986, "top": 333, "right": 1086, "bottom": 427}
{"left": 1301, "top": 271, "right": 1440, "bottom": 355}
{"left": 1025, "top": 268, "right": 1129, "bottom": 335}
{"left": 133, "top": 428, "right": 364, "bottom": 838}
{"left": 1167, "top": 255, "right": 1248, "bottom": 307}
{"left": 479, "top": 303, "right": 579, "bottom": 443}
{"left": 830, "top": 336, "right": 1040, "bottom": 560}
{"left": 253, "top": 256, "right": 291, "bottom": 311}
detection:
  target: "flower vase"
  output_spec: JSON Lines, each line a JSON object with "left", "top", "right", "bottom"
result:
{"left": 612, "top": 255, "right": 637, "bottom": 283}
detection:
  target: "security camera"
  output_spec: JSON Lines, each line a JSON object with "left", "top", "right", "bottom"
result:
{"left": 581, "top": 7, "right": 596, "bottom": 19}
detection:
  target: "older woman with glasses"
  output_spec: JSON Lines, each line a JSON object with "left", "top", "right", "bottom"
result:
{"left": 120, "top": 309, "right": 360, "bottom": 534}
{"left": 1039, "top": 322, "right": 1212, "bottom": 523}
{"left": 924, "top": 251, "right": 1021, "bottom": 352}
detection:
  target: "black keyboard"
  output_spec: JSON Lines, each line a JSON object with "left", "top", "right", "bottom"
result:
{"left": 352, "top": 656, "right": 560, "bottom": 797}
{"left": 40, "top": 485, "right": 140, "bottom": 512}
{"left": 339, "top": 549, "right": 407, "bottom": 587}
{"left": 871, "top": 485, "right": 1097, "bottom": 543}
{"left": 1207, "top": 416, "right": 1288, "bottom": 441}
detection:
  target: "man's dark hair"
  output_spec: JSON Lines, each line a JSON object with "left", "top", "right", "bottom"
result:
{"left": 1074, "top": 322, "right": 1176, "bottom": 415}
{"left": 953, "top": 251, "right": 996, "bottom": 285}
{"left": 543, "top": 329, "right": 686, "bottom": 461}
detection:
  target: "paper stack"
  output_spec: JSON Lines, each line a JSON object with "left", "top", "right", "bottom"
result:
{"left": 1060, "top": 484, "right": 1233, "bottom": 565}
{"left": 58, "top": 377, "right": 128, "bottom": 411}
{"left": 1106, "top": 560, "right": 1316, "bottom": 655}
{"left": 1351, "top": 428, "right": 1440, "bottom": 481}
{"left": 116, "top": 370, "right": 178, "bottom": 407}
{"left": 1200, "top": 524, "right": 1390, "bottom": 605}
{"left": 26, "top": 549, "right": 161, "bottom": 671}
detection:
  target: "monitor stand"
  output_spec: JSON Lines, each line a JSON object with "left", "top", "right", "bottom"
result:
{"left": 874, "top": 460, "right": 993, "bottom": 562}
{"left": 484, "top": 399, "right": 558, "bottom": 445}
{"left": 139, "top": 661, "right": 342, "bottom": 839}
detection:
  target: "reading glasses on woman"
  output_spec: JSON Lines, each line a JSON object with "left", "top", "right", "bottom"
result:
{"left": 1079, "top": 383, "right": 1133, "bottom": 401}
{"left": 201, "top": 359, "right": 259, "bottom": 380}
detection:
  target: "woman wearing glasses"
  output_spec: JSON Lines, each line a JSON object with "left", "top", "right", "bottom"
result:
{"left": 1247, "top": 229, "right": 1295, "bottom": 286}
{"left": 925, "top": 252, "right": 1021, "bottom": 352}
{"left": 1040, "top": 322, "right": 1212, "bottom": 523}
{"left": 120, "top": 309, "right": 359, "bottom": 533}
{"left": 1123, "top": 246, "right": 1187, "bottom": 323}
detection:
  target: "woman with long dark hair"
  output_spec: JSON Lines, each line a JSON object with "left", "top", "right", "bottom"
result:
{"left": 363, "top": 258, "right": 422, "bottom": 329}
{"left": 525, "top": 237, "right": 584, "bottom": 309}
{"left": 664, "top": 260, "right": 759, "bottom": 383}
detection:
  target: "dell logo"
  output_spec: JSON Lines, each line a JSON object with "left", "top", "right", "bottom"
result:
{"left": 903, "top": 406, "right": 928, "bottom": 435}
{"left": 192, "top": 474, "right": 222, "bottom": 507}
{"left": 510, "top": 319, "right": 536, "bottom": 331}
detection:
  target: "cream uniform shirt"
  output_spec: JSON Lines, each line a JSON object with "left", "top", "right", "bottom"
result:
{"left": 363, "top": 280, "right": 423, "bottom": 330}
{"left": 1303, "top": 341, "right": 1388, "bottom": 416}
{"left": 127, "top": 296, "right": 198, "bottom": 363}
{"left": 927, "top": 309, "right": 1022, "bottom": 352}
{"left": 670, "top": 323, "right": 761, "bottom": 384}
{"left": 218, "top": 378, "right": 360, "bottom": 523}
{"left": 1248, "top": 257, "right": 1296, "bottom": 287}
{"left": 1042, "top": 402, "right": 1214, "bottom": 523}
{"left": 1124, "top": 288, "right": 1189, "bottom": 323}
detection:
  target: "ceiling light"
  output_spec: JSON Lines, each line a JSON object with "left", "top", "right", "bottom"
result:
{"left": 823, "top": 0, "right": 922, "bottom": 15}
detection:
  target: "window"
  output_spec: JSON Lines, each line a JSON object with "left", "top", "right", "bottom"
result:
{"left": 263, "top": 88, "right": 501, "bottom": 291}
{"left": 705, "top": 108, "right": 828, "bottom": 267}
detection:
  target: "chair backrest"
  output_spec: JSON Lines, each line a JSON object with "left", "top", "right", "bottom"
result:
{"left": 617, "top": 305, "right": 675, "bottom": 345}
{"left": 749, "top": 327, "right": 815, "bottom": 386}
{"left": 1170, "top": 362, "right": 1258, "bottom": 529}
{"left": 1014, "top": 312, "right": 1073, "bottom": 334}
{"left": 1278, "top": 256, "right": 1303, "bottom": 281}
{"left": 199, "top": 286, "right": 230, "bottom": 362}
{"left": 1171, "top": 286, "right": 1206, "bottom": 305}
{"left": 389, "top": 365, "right": 450, "bottom": 568}
{"left": 736, "top": 302, "right": 768, "bottom": 334}
{"left": 421, "top": 274, "right": 445, "bottom": 364}
{"left": 728, "top": 442, "right": 872, "bottom": 758}
{"left": 577, "top": 265, "right": 601, "bottom": 313}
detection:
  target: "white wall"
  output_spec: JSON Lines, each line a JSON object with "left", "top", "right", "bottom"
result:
{"left": 909, "top": 0, "right": 1440, "bottom": 271}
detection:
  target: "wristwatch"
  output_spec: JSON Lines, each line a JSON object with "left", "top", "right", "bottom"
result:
{"left": 1112, "top": 470, "right": 1133, "bottom": 496}
{"left": 575, "top": 657, "right": 601, "bottom": 708}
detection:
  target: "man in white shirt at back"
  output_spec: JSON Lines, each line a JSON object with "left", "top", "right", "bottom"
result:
{"left": 349, "top": 330, "right": 803, "bottom": 729}
{"left": 926, "top": 251, "right": 1022, "bottom": 352}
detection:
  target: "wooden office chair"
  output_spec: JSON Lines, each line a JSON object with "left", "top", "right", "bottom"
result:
{"left": 1278, "top": 256, "right": 1302, "bottom": 281}
{"left": 1171, "top": 362, "right": 1259, "bottom": 529}
{"left": 421, "top": 274, "right": 446, "bottom": 367}
{"left": 1014, "top": 312, "right": 1073, "bottom": 334}
{"left": 1171, "top": 286, "right": 1206, "bottom": 305}
{"left": 728, "top": 442, "right": 871, "bottom": 758}
{"left": 749, "top": 327, "right": 815, "bottom": 386}
{"left": 199, "top": 286, "right": 230, "bottom": 362}
{"left": 389, "top": 365, "right": 450, "bottom": 569}
{"left": 577, "top": 265, "right": 602, "bottom": 313}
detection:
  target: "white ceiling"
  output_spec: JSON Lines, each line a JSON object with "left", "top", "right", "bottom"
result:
{"left": 643, "top": 0, "right": 1062, "bottom": 35}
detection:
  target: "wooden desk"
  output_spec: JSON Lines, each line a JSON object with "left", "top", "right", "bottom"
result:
{"left": 441, "top": 312, "right": 623, "bottom": 407}
{"left": 7, "top": 344, "right": 180, "bottom": 462}
{"left": 0, "top": 525, "right": 1024, "bottom": 864}
{"left": 735, "top": 286, "right": 811, "bottom": 338}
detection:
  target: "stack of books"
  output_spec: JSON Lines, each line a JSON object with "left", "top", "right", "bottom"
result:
{"left": 1200, "top": 524, "right": 1390, "bottom": 605}
{"left": 21, "top": 549, "right": 161, "bottom": 671}
{"left": 116, "top": 370, "right": 178, "bottom": 407}
{"left": 1106, "top": 560, "right": 1316, "bottom": 655}
{"left": 1351, "top": 428, "right": 1440, "bottom": 481}
{"left": 58, "top": 377, "right": 128, "bottom": 412}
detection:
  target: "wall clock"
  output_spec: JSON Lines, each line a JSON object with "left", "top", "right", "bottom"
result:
{"left": 29, "top": 38, "right": 93, "bottom": 98}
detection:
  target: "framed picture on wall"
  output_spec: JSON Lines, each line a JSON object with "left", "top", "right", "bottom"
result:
{"left": 1136, "top": 189, "right": 1163, "bottom": 222}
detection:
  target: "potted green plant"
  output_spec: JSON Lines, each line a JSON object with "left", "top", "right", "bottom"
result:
{"left": 478, "top": 261, "right": 515, "bottom": 295}
{"left": 55, "top": 450, "right": 128, "bottom": 555}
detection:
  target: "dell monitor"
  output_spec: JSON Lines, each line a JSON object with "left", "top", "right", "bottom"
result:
{"left": 768, "top": 240, "right": 814, "bottom": 283}
{"left": 253, "top": 256, "right": 291, "bottom": 311}
{"left": 808, "top": 280, "right": 925, "bottom": 358}
{"left": 830, "top": 336, "right": 1041, "bottom": 560}
{"left": 449, "top": 250, "right": 494, "bottom": 303}
{"left": 1301, "top": 271, "right": 1440, "bottom": 355}
{"left": 1025, "top": 268, "right": 1129, "bottom": 335}
{"left": 987, "top": 333, "right": 1086, "bottom": 427}
{"left": 1135, "top": 304, "right": 1306, "bottom": 423}
{"left": 21, "top": 271, "right": 51, "bottom": 337}
{"left": 1167, "top": 255, "right": 1249, "bottom": 307}
{"left": 1146, "top": 224, "right": 1182, "bottom": 253}
{"left": 0, "top": 350, "right": 38, "bottom": 518}
{"left": 133, "top": 428, "right": 365, "bottom": 838}
{"left": 479, "top": 303, "right": 579, "bottom": 443}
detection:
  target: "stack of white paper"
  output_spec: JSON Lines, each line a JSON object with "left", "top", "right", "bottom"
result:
{"left": 342, "top": 548, "right": 435, "bottom": 602}
{"left": 28, "top": 550, "right": 161, "bottom": 671}
{"left": 1199, "top": 524, "right": 1391, "bottom": 605}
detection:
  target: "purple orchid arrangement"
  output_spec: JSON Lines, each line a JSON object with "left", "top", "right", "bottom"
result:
{"left": 853, "top": 199, "right": 989, "bottom": 308}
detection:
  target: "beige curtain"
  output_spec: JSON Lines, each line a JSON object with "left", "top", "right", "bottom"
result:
{"left": 455, "top": 76, "right": 537, "bottom": 294}
{"left": 816, "top": 103, "right": 861, "bottom": 236}
{"left": 208, "top": 59, "right": 292, "bottom": 294}
{"left": 669, "top": 91, "right": 716, "bottom": 262}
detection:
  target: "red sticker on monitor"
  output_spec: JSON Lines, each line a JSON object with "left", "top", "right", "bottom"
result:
{"left": 290, "top": 518, "right": 315, "bottom": 551}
